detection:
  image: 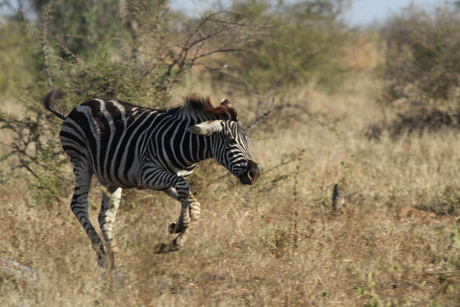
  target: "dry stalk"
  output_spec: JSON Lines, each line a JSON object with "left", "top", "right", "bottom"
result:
{"left": 290, "top": 150, "right": 305, "bottom": 250}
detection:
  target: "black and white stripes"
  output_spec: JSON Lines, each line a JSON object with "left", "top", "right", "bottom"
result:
{"left": 44, "top": 91, "right": 260, "bottom": 269}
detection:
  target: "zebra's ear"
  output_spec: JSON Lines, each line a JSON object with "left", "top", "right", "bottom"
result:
{"left": 187, "top": 120, "right": 223, "bottom": 136}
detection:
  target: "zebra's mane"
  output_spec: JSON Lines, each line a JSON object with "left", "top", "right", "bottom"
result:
{"left": 167, "top": 94, "right": 239, "bottom": 122}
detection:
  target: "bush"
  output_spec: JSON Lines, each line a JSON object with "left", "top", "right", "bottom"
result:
{"left": 383, "top": 4, "right": 460, "bottom": 103}
{"left": 213, "top": 0, "right": 351, "bottom": 93}
{"left": 372, "top": 3, "right": 460, "bottom": 138}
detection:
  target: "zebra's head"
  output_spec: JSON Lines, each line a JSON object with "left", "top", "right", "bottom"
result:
{"left": 188, "top": 120, "right": 260, "bottom": 185}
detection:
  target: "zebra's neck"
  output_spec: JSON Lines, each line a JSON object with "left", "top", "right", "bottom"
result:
{"left": 182, "top": 116, "right": 215, "bottom": 164}
{"left": 145, "top": 113, "right": 215, "bottom": 173}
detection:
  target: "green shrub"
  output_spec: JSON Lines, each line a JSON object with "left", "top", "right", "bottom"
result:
{"left": 213, "top": 0, "right": 351, "bottom": 93}
{"left": 383, "top": 4, "right": 460, "bottom": 103}
{"left": 370, "top": 3, "right": 460, "bottom": 139}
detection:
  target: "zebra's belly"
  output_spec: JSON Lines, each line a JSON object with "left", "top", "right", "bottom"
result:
{"left": 93, "top": 167, "right": 183, "bottom": 190}
{"left": 91, "top": 164, "right": 143, "bottom": 189}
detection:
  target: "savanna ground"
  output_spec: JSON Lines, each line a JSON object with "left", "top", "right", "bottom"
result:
{"left": 1, "top": 1, "right": 460, "bottom": 306}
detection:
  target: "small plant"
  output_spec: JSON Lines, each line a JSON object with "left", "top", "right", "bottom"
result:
{"left": 264, "top": 226, "right": 290, "bottom": 257}
{"left": 356, "top": 271, "right": 382, "bottom": 307}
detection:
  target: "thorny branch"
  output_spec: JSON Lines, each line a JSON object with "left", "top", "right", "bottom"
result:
{"left": 263, "top": 148, "right": 307, "bottom": 175}
{"left": 246, "top": 97, "right": 275, "bottom": 131}
{"left": 155, "top": 9, "right": 266, "bottom": 93}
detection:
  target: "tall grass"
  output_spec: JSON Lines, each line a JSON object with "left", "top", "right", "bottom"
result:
{"left": 1, "top": 71, "right": 460, "bottom": 305}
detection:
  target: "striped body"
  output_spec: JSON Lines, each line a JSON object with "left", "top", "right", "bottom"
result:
{"left": 61, "top": 98, "right": 209, "bottom": 188}
{"left": 44, "top": 91, "right": 260, "bottom": 269}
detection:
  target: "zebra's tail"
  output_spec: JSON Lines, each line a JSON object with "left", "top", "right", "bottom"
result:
{"left": 44, "top": 89, "right": 67, "bottom": 121}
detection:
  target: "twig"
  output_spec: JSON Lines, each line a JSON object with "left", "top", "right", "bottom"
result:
{"left": 19, "top": 161, "right": 39, "bottom": 179}
{"left": 263, "top": 148, "right": 307, "bottom": 174}
{"left": 192, "top": 48, "right": 250, "bottom": 61}
{"left": 246, "top": 97, "right": 275, "bottom": 131}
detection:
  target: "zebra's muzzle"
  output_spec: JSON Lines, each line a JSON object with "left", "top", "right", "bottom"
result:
{"left": 239, "top": 160, "right": 260, "bottom": 185}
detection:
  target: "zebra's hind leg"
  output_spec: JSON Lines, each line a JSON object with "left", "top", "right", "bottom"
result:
{"left": 70, "top": 158, "right": 107, "bottom": 268}
{"left": 98, "top": 186, "right": 122, "bottom": 270}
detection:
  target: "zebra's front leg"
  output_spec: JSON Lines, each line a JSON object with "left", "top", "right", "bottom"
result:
{"left": 98, "top": 186, "right": 122, "bottom": 270}
{"left": 170, "top": 193, "right": 201, "bottom": 249}
{"left": 154, "top": 182, "right": 201, "bottom": 254}
{"left": 167, "top": 192, "right": 201, "bottom": 234}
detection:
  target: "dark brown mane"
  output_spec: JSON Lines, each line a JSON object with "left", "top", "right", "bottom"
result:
{"left": 167, "top": 94, "right": 238, "bottom": 121}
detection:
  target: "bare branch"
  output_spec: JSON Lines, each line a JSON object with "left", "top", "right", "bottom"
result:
{"left": 246, "top": 97, "right": 275, "bottom": 131}
{"left": 19, "top": 161, "right": 39, "bottom": 179}
{"left": 192, "top": 48, "right": 249, "bottom": 61}
{"left": 54, "top": 41, "right": 85, "bottom": 67}
{"left": 263, "top": 148, "right": 307, "bottom": 175}
{"left": 206, "top": 16, "right": 277, "bottom": 29}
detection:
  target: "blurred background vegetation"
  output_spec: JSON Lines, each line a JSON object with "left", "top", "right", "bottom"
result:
{"left": 371, "top": 3, "right": 460, "bottom": 139}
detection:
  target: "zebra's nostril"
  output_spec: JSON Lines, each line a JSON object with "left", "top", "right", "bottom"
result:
{"left": 247, "top": 169, "right": 255, "bottom": 180}
{"left": 246, "top": 160, "right": 260, "bottom": 184}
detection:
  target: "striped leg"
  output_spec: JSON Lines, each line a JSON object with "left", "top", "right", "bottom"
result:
{"left": 143, "top": 174, "right": 201, "bottom": 254}
{"left": 161, "top": 192, "right": 201, "bottom": 253}
{"left": 98, "top": 186, "right": 122, "bottom": 270}
{"left": 167, "top": 191, "right": 201, "bottom": 234}
{"left": 70, "top": 158, "right": 107, "bottom": 268}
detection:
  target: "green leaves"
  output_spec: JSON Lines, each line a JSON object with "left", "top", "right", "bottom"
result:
{"left": 222, "top": 0, "right": 350, "bottom": 93}
{"left": 383, "top": 5, "right": 460, "bottom": 102}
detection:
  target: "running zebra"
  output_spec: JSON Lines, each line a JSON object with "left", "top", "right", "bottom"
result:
{"left": 44, "top": 90, "right": 260, "bottom": 269}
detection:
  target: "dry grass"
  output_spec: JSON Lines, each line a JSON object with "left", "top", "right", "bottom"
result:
{"left": 1, "top": 69, "right": 460, "bottom": 306}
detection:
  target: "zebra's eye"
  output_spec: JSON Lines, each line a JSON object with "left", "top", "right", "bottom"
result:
{"left": 228, "top": 139, "right": 237, "bottom": 145}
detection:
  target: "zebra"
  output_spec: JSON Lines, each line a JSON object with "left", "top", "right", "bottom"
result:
{"left": 43, "top": 89, "right": 260, "bottom": 269}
